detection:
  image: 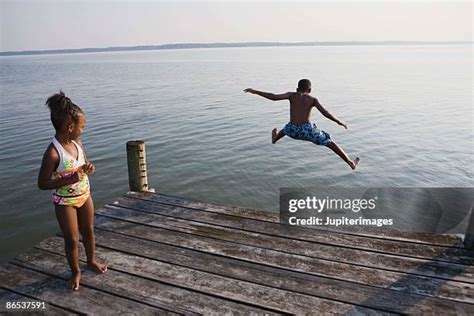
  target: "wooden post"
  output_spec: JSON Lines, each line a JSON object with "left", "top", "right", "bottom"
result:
{"left": 126, "top": 140, "right": 149, "bottom": 192}
{"left": 464, "top": 206, "right": 474, "bottom": 249}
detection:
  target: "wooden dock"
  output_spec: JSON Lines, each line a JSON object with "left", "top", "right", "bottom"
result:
{"left": 1, "top": 191, "right": 474, "bottom": 315}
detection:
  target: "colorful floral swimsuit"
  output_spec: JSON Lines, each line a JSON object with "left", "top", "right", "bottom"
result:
{"left": 282, "top": 122, "right": 332, "bottom": 146}
{"left": 51, "top": 137, "right": 90, "bottom": 208}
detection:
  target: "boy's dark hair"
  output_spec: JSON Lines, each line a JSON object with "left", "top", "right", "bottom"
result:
{"left": 45, "top": 91, "right": 83, "bottom": 130}
{"left": 297, "top": 79, "right": 311, "bottom": 92}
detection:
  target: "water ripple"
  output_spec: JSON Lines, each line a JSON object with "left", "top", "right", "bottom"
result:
{"left": 1, "top": 45, "right": 472, "bottom": 263}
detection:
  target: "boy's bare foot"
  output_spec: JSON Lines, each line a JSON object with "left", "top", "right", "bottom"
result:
{"left": 272, "top": 128, "right": 278, "bottom": 144}
{"left": 68, "top": 272, "right": 81, "bottom": 291}
{"left": 350, "top": 157, "right": 361, "bottom": 170}
{"left": 87, "top": 261, "right": 108, "bottom": 274}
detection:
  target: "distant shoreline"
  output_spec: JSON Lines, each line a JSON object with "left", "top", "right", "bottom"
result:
{"left": 1, "top": 41, "right": 472, "bottom": 57}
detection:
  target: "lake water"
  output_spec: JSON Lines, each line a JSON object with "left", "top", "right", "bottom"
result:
{"left": 0, "top": 45, "right": 472, "bottom": 263}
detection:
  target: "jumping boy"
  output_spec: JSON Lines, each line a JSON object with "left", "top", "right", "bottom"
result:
{"left": 244, "top": 79, "right": 360, "bottom": 170}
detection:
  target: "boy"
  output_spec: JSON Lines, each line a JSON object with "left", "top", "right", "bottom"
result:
{"left": 244, "top": 79, "right": 360, "bottom": 170}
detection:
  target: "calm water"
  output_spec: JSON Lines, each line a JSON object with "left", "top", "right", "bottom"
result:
{"left": 0, "top": 45, "right": 472, "bottom": 262}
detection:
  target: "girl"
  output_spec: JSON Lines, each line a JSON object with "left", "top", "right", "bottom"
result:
{"left": 38, "top": 91, "right": 107, "bottom": 291}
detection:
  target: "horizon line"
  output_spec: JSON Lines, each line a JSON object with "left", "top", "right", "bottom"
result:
{"left": 1, "top": 40, "right": 472, "bottom": 57}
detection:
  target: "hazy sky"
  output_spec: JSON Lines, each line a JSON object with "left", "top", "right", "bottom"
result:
{"left": 1, "top": 1, "right": 472, "bottom": 51}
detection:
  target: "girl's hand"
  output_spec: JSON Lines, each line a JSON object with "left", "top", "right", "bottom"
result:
{"left": 83, "top": 163, "right": 96, "bottom": 174}
{"left": 68, "top": 171, "right": 84, "bottom": 184}
{"left": 338, "top": 120, "right": 348, "bottom": 129}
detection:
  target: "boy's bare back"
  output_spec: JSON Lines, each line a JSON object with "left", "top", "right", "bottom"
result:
{"left": 288, "top": 92, "right": 317, "bottom": 125}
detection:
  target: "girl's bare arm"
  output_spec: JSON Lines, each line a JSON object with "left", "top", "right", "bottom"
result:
{"left": 38, "top": 144, "right": 81, "bottom": 190}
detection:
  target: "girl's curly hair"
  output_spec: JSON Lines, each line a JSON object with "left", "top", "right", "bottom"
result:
{"left": 45, "top": 91, "right": 83, "bottom": 130}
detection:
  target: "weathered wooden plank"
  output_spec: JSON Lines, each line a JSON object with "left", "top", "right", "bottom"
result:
{"left": 69, "top": 222, "right": 474, "bottom": 303}
{"left": 38, "top": 236, "right": 466, "bottom": 315}
{"left": 111, "top": 197, "right": 474, "bottom": 265}
{"left": 91, "top": 218, "right": 474, "bottom": 300}
{"left": 126, "top": 191, "right": 278, "bottom": 222}
{"left": 97, "top": 207, "right": 474, "bottom": 284}
{"left": 125, "top": 191, "right": 464, "bottom": 247}
{"left": 13, "top": 248, "right": 280, "bottom": 316}
{"left": 84, "top": 225, "right": 474, "bottom": 314}
{"left": 0, "top": 288, "right": 75, "bottom": 315}
{"left": 0, "top": 263, "right": 170, "bottom": 315}
{"left": 36, "top": 236, "right": 395, "bottom": 315}
{"left": 98, "top": 205, "right": 474, "bottom": 282}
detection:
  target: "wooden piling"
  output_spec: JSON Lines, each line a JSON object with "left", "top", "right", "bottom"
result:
{"left": 126, "top": 140, "right": 148, "bottom": 192}
{"left": 464, "top": 207, "right": 474, "bottom": 249}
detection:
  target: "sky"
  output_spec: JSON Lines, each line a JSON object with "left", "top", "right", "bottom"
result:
{"left": 0, "top": 0, "right": 472, "bottom": 52}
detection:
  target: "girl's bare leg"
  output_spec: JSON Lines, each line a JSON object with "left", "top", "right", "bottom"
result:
{"left": 326, "top": 141, "right": 360, "bottom": 170}
{"left": 77, "top": 196, "right": 107, "bottom": 274}
{"left": 55, "top": 205, "right": 81, "bottom": 291}
{"left": 272, "top": 128, "right": 286, "bottom": 144}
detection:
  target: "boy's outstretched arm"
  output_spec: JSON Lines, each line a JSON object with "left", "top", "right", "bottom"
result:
{"left": 244, "top": 88, "right": 292, "bottom": 101}
{"left": 314, "top": 98, "right": 348, "bottom": 129}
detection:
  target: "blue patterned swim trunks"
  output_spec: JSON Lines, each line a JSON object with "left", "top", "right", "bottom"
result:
{"left": 282, "top": 122, "right": 332, "bottom": 146}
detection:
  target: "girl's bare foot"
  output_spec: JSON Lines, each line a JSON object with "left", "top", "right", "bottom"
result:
{"left": 272, "top": 128, "right": 278, "bottom": 144}
{"left": 68, "top": 272, "right": 81, "bottom": 291}
{"left": 87, "top": 261, "right": 108, "bottom": 274}
{"left": 349, "top": 157, "right": 361, "bottom": 170}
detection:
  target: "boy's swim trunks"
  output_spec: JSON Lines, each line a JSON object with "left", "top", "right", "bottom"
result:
{"left": 282, "top": 122, "right": 332, "bottom": 146}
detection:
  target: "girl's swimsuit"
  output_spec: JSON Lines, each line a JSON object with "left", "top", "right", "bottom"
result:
{"left": 282, "top": 122, "right": 332, "bottom": 146}
{"left": 51, "top": 137, "right": 90, "bottom": 208}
